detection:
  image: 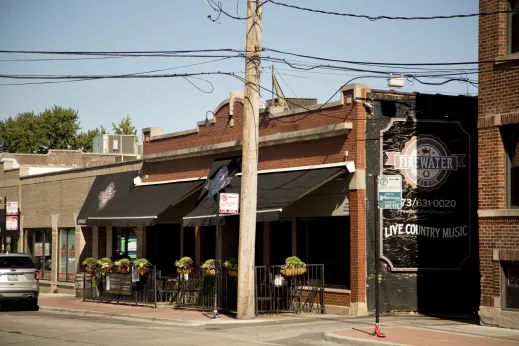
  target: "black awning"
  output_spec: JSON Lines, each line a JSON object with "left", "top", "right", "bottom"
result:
{"left": 183, "top": 165, "right": 346, "bottom": 227}
{"left": 77, "top": 171, "right": 204, "bottom": 227}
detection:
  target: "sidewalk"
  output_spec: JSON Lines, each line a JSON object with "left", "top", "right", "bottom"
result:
{"left": 325, "top": 325, "right": 519, "bottom": 346}
{"left": 38, "top": 293, "right": 265, "bottom": 326}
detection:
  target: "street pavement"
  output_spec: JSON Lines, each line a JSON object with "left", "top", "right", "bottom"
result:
{"left": 1, "top": 297, "right": 519, "bottom": 345}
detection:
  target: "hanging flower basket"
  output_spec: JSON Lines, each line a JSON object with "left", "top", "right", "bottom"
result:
{"left": 228, "top": 270, "right": 238, "bottom": 277}
{"left": 280, "top": 256, "right": 307, "bottom": 276}
{"left": 175, "top": 257, "right": 194, "bottom": 276}
{"left": 204, "top": 268, "right": 216, "bottom": 276}
{"left": 222, "top": 259, "right": 238, "bottom": 277}
{"left": 134, "top": 258, "right": 152, "bottom": 276}
{"left": 177, "top": 268, "right": 192, "bottom": 275}
{"left": 82, "top": 257, "right": 98, "bottom": 274}
{"left": 114, "top": 259, "right": 131, "bottom": 274}
{"left": 201, "top": 259, "right": 218, "bottom": 276}
{"left": 280, "top": 267, "right": 307, "bottom": 276}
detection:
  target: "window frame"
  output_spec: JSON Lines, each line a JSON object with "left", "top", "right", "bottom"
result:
{"left": 32, "top": 229, "right": 52, "bottom": 280}
{"left": 58, "top": 228, "right": 76, "bottom": 283}
{"left": 502, "top": 262, "right": 519, "bottom": 310}
{"left": 508, "top": 0, "right": 519, "bottom": 55}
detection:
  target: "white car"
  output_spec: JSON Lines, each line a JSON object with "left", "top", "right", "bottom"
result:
{"left": 0, "top": 254, "right": 39, "bottom": 309}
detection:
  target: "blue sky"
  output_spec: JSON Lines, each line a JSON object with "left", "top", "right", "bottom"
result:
{"left": 0, "top": 1, "right": 478, "bottom": 137}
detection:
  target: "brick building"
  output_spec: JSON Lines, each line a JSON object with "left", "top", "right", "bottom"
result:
{"left": 137, "top": 84, "right": 479, "bottom": 315}
{"left": 0, "top": 150, "right": 141, "bottom": 295}
{"left": 477, "top": 0, "right": 519, "bottom": 328}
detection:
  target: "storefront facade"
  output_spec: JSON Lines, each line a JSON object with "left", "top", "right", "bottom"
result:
{"left": 140, "top": 85, "right": 369, "bottom": 315}
{"left": 0, "top": 157, "right": 142, "bottom": 295}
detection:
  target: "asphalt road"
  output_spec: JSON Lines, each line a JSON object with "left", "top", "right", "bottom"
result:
{"left": 1, "top": 306, "right": 517, "bottom": 346}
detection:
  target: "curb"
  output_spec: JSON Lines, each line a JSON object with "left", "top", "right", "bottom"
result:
{"left": 38, "top": 306, "right": 206, "bottom": 326}
{"left": 323, "top": 331, "right": 404, "bottom": 346}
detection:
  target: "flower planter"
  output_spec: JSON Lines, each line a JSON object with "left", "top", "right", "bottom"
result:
{"left": 177, "top": 268, "right": 192, "bottom": 275}
{"left": 204, "top": 268, "right": 216, "bottom": 276}
{"left": 280, "top": 267, "right": 307, "bottom": 276}
{"left": 228, "top": 270, "right": 238, "bottom": 277}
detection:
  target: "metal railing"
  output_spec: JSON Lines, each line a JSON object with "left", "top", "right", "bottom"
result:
{"left": 173, "top": 266, "right": 237, "bottom": 312}
{"left": 255, "top": 264, "right": 325, "bottom": 315}
{"left": 83, "top": 266, "right": 157, "bottom": 308}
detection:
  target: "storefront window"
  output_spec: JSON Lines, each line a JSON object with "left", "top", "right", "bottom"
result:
{"left": 32, "top": 229, "right": 52, "bottom": 280}
{"left": 114, "top": 227, "right": 137, "bottom": 263}
{"left": 297, "top": 217, "right": 350, "bottom": 289}
{"left": 59, "top": 229, "right": 76, "bottom": 282}
{"left": 504, "top": 262, "right": 519, "bottom": 309}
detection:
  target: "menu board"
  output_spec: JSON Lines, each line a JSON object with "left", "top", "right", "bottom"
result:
{"left": 105, "top": 273, "right": 132, "bottom": 295}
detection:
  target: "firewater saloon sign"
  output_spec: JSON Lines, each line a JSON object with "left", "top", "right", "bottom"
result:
{"left": 380, "top": 120, "right": 471, "bottom": 271}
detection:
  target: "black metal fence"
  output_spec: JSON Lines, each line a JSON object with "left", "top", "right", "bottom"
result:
{"left": 82, "top": 264, "right": 324, "bottom": 315}
{"left": 83, "top": 266, "right": 157, "bottom": 308}
{"left": 173, "top": 267, "right": 238, "bottom": 312}
{"left": 255, "top": 264, "right": 325, "bottom": 315}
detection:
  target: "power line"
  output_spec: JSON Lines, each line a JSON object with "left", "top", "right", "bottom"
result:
{"left": 0, "top": 56, "right": 126, "bottom": 62}
{"left": 267, "top": 0, "right": 517, "bottom": 21}
{"left": 264, "top": 47, "right": 518, "bottom": 66}
{"left": 0, "top": 48, "right": 243, "bottom": 55}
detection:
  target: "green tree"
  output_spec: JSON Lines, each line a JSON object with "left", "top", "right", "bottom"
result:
{"left": 112, "top": 115, "right": 138, "bottom": 142}
{"left": 74, "top": 125, "right": 107, "bottom": 152}
{"left": 0, "top": 112, "right": 43, "bottom": 153}
{"left": 38, "top": 105, "right": 81, "bottom": 153}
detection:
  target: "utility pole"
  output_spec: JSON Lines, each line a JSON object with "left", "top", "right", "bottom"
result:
{"left": 237, "top": 0, "right": 262, "bottom": 320}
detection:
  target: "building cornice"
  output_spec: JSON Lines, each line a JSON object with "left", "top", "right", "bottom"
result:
{"left": 144, "top": 122, "right": 352, "bottom": 163}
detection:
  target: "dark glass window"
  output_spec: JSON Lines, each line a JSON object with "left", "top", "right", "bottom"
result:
{"left": 505, "top": 127, "right": 519, "bottom": 207}
{"left": 297, "top": 217, "right": 350, "bottom": 289}
{"left": 0, "top": 256, "right": 35, "bottom": 268}
{"left": 504, "top": 262, "right": 519, "bottom": 309}
{"left": 509, "top": 0, "right": 519, "bottom": 54}
{"left": 58, "top": 229, "right": 75, "bottom": 282}
{"left": 113, "top": 227, "right": 138, "bottom": 263}
{"left": 32, "top": 229, "right": 52, "bottom": 280}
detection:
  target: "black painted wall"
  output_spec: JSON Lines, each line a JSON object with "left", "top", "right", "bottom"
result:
{"left": 365, "top": 92, "right": 480, "bottom": 314}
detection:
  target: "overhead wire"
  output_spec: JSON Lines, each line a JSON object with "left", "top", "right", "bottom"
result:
{"left": 266, "top": 0, "right": 517, "bottom": 21}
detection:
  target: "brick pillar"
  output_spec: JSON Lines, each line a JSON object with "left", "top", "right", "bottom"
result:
{"left": 263, "top": 222, "right": 271, "bottom": 265}
{"left": 195, "top": 226, "right": 201, "bottom": 266}
{"left": 106, "top": 226, "right": 112, "bottom": 259}
{"left": 92, "top": 226, "right": 99, "bottom": 258}
{"left": 136, "top": 227, "right": 144, "bottom": 259}
{"left": 349, "top": 189, "right": 367, "bottom": 316}
{"left": 51, "top": 214, "right": 59, "bottom": 292}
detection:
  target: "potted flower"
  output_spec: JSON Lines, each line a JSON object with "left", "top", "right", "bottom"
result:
{"left": 114, "top": 258, "right": 131, "bottom": 274}
{"left": 201, "top": 259, "right": 218, "bottom": 276}
{"left": 175, "top": 256, "right": 194, "bottom": 275}
{"left": 82, "top": 257, "right": 98, "bottom": 273}
{"left": 223, "top": 259, "right": 238, "bottom": 277}
{"left": 280, "top": 256, "right": 307, "bottom": 276}
{"left": 97, "top": 258, "right": 113, "bottom": 276}
{"left": 134, "top": 258, "right": 152, "bottom": 276}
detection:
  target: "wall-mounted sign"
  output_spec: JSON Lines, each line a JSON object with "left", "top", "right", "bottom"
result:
{"left": 6, "top": 201, "right": 18, "bottom": 215}
{"left": 380, "top": 119, "right": 471, "bottom": 271}
{"left": 378, "top": 175, "right": 402, "bottom": 209}
{"left": 98, "top": 182, "right": 116, "bottom": 209}
{"left": 6, "top": 215, "right": 18, "bottom": 231}
{"left": 205, "top": 166, "right": 232, "bottom": 197}
{"left": 219, "top": 193, "right": 239, "bottom": 214}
